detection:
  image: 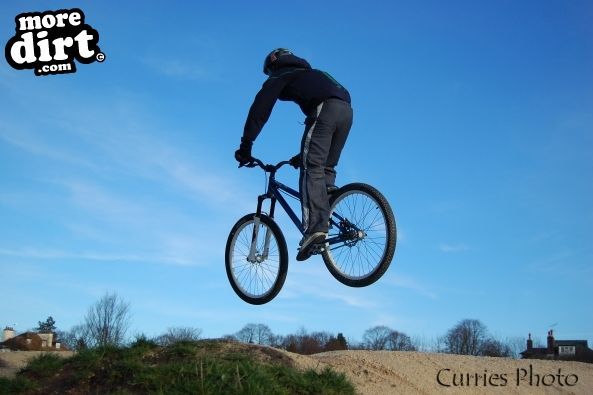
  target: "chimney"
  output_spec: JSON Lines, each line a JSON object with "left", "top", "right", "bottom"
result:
{"left": 527, "top": 333, "right": 533, "bottom": 351}
{"left": 547, "top": 330, "right": 555, "bottom": 354}
{"left": 3, "top": 327, "right": 15, "bottom": 342}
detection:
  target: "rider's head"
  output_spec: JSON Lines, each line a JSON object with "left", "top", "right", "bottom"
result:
{"left": 263, "top": 48, "right": 292, "bottom": 75}
{"left": 263, "top": 48, "right": 311, "bottom": 75}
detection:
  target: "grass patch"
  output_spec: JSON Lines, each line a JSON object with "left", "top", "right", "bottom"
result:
{"left": 19, "top": 353, "right": 63, "bottom": 380}
{"left": 1, "top": 340, "right": 355, "bottom": 394}
{"left": 0, "top": 376, "right": 36, "bottom": 395}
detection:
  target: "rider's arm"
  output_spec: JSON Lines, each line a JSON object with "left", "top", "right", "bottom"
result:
{"left": 242, "top": 77, "right": 288, "bottom": 143}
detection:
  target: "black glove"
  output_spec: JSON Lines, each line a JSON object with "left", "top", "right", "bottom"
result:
{"left": 235, "top": 138, "right": 253, "bottom": 166}
{"left": 289, "top": 153, "right": 301, "bottom": 169}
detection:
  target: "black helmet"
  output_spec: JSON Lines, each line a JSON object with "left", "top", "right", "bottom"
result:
{"left": 263, "top": 48, "right": 292, "bottom": 75}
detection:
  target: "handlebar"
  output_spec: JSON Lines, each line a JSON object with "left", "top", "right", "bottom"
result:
{"left": 241, "top": 157, "right": 292, "bottom": 172}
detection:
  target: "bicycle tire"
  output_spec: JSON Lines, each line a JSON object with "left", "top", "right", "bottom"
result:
{"left": 225, "top": 213, "right": 288, "bottom": 305}
{"left": 322, "top": 183, "right": 396, "bottom": 287}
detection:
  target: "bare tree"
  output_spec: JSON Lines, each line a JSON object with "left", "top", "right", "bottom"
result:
{"left": 444, "top": 319, "right": 487, "bottom": 356}
{"left": 277, "top": 328, "right": 348, "bottom": 354}
{"left": 479, "top": 338, "right": 513, "bottom": 357}
{"left": 362, "top": 326, "right": 415, "bottom": 351}
{"left": 362, "top": 325, "right": 392, "bottom": 350}
{"left": 83, "top": 293, "right": 131, "bottom": 347}
{"left": 504, "top": 336, "right": 528, "bottom": 359}
{"left": 412, "top": 335, "right": 441, "bottom": 353}
{"left": 387, "top": 330, "right": 416, "bottom": 351}
{"left": 155, "top": 327, "right": 202, "bottom": 346}
{"left": 58, "top": 324, "right": 91, "bottom": 350}
{"left": 234, "top": 323, "right": 273, "bottom": 345}
{"left": 310, "top": 331, "right": 332, "bottom": 348}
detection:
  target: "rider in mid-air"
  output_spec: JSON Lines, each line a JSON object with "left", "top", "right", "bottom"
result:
{"left": 235, "top": 48, "right": 353, "bottom": 261}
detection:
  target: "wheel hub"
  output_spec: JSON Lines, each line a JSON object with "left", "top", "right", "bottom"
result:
{"left": 247, "top": 253, "right": 265, "bottom": 264}
{"left": 342, "top": 228, "right": 366, "bottom": 247}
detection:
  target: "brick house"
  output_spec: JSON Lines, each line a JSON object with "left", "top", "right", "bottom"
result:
{"left": 521, "top": 330, "right": 593, "bottom": 364}
{"left": 1, "top": 326, "right": 67, "bottom": 351}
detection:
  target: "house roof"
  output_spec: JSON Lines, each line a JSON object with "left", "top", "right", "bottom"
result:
{"left": 555, "top": 340, "right": 588, "bottom": 347}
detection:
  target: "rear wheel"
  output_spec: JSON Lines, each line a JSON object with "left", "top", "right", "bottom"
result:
{"left": 322, "top": 183, "right": 396, "bottom": 287}
{"left": 225, "top": 214, "right": 288, "bottom": 305}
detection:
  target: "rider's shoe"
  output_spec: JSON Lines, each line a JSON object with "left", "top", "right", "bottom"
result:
{"left": 296, "top": 232, "right": 327, "bottom": 261}
{"left": 327, "top": 185, "right": 339, "bottom": 194}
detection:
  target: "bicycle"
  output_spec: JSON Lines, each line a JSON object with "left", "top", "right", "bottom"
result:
{"left": 225, "top": 157, "right": 396, "bottom": 305}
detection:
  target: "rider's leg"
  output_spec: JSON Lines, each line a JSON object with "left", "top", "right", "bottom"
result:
{"left": 299, "top": 103, "right": 334, "bottom": 236}
{"left": 324, "top": 102, "right": 353, "bottom": 189}
{"left": 298, "top": 99, "right": 353, "bottom": 261}
{"left": 299, "top": 99, "right": 353, "bottom": 233}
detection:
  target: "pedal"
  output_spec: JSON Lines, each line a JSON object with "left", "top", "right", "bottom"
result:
{"left": 310, "top": 243, "right": 326, "bottom": 255}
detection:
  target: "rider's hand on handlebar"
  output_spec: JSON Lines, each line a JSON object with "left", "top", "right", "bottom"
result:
{"left": 289, "top": 153, "right": 301, "bottom": 169}
{"left": 235, "top": 138, "right": 253, "bottom": 167}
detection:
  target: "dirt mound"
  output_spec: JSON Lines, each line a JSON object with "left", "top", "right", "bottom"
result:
{"left": 2, "top": 345, "right": 592, "bottom": 394}
{"left": 285, "top": 349, "right": 593, "bottom": 394}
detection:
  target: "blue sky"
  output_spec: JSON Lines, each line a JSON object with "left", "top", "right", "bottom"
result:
{"left": 1, "top": 0, "right": 591, "bottom": 347}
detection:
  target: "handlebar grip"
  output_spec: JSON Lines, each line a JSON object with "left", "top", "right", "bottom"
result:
{"left": 239, "top": 157, "right": 293, "bottom": 171}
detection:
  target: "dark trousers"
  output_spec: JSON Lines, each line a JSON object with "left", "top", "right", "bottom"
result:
{"left": 300, "top": 98, "right": 353, "bottom": 234}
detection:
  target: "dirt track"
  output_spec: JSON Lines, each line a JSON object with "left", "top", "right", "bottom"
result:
{"left": 2, "top": 349, "right": 591, "bottom": 394}
{"left": 287, "top": 350, "right": 593, "bottom": 395}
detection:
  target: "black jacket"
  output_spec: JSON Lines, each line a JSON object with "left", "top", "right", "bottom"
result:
{"left": 243, "top": 54, "right": 351, "bottom": 142}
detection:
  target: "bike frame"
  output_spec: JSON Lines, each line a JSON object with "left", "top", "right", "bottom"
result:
{"left": 248, "top": 161, "right": 357, "bottom": 263}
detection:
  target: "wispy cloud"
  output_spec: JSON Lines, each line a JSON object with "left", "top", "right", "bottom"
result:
{"left": 149, "top": 153, "right": 237, "bottom": 205}
{"left": 55, "top": 180, "right": 226, "bottom": 266}
{"left": 387, "top": 274, "right": 438, "bottom": 299}
{"left": 281, "top": 265, "right": 375, "bottom": 308}
{"left": 52, "top": 104, "right": 247, "bottom": 210}
{"left": 439, "top": 243, "right": 470, "bottom": 253}
{"left": 525, "top": 249, "right": 592, "bottom": 276}
{"left": 370, "top": 314, "right": 407, "bottom": 329}
{"left": 3, "top": 74, "right": 245, "bottom": 211}
{"left": 141, "top": 34, "right": 222, "bottom": 82}
{"left": 62, "top": 180, "right": 144, "bottom": 221}
{"left": 0, "top": 247, "right": 194, "bottom": 266}
{"left": 144, "top": 58, "right": 217, "bottom": 81}
{"left": 0, "top": 125, "right": 99, "bottom": 170}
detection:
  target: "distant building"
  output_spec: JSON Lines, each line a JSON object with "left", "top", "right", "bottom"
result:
{"left": 521, "top": 330, "right": 593, "bottom": 364}
{"left": 1, "top": 326, "right": 67, "bottom": 351}
{"left": 3, "top": 327, "right": 15, "bottom": 342}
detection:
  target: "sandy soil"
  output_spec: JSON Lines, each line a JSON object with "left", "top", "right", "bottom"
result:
{"left": 1, "top": 348, "right": 591, "bottom": 394}
{"left": 286, "top": 350, "right": 593, "bottom": 395}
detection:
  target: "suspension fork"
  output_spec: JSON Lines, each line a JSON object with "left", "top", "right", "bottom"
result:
{"left": 248, "top": 193, "right": 277, "bottom": 262}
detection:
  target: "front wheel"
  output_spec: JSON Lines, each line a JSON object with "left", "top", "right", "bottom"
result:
{"left": 322, "top": 183, "right": 396, "bottom": 287}
{"left": 225, "top": 213, "right": 288, "bottom": 305}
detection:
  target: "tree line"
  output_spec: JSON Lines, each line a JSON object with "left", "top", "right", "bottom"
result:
{"left": 25, "top": 293, "right": 526, "bottom": 358}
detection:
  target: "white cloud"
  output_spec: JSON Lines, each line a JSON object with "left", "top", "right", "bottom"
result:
{"left": 0, "top": 247, "right": 192, "bottom": 266}
{"left": 141, "top": 35, "right": 222, "bottom": 82}
{"left": 386, "top": 274, "right": 438, "bottom": 299}
{"left": 144, "top": 58, "right": 216, "bottom": 81}
{"left": 0, "top": 125, "right": 99, "bottom": 170}
{"left": 280, "top": 264, "right": 375, "bottom": 308}
{"left": 439, "top": 243, "right": 470, "bottom": 253}
{"left": 62, "top": 180, "right": 144, "bottom": 221}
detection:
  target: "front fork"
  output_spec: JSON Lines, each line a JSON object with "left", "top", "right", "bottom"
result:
{"left": 247, "top": 194, "right": 276, "bottom": 263}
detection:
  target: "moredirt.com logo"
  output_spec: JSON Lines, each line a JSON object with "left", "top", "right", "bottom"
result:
{"left": 5, "top": 8, "right": 104, "bottom": 76}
